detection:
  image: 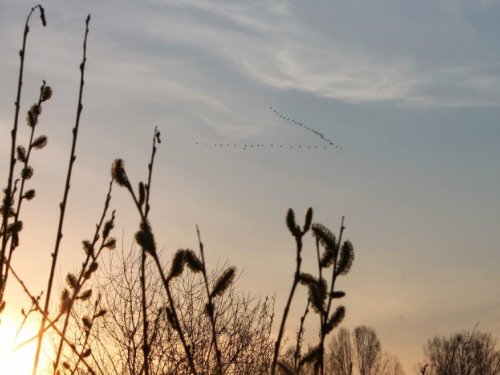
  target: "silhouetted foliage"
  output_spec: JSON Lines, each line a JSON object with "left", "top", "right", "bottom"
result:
{"left": 272, "top": 214, "right": 356, "bottom": 375}
{"left": 353, "top": 326, "right": 381, "bottom": 375}
{"left": 72, "top": 247, "right": 275, "bottom": 374}
{"left": 422, "top": 329, "right": 500, "bottom": 375}
{"left": 0, "top": 7, "right": 368, "bottom": 375}
{"left": 327, "top": 326, "right": 404, "bottom": 375}
{"left": 329, "top": 328, "right": 353, "bottom": 375}
{"left": 0, "top": 4, "right": 48, "bottom": 311}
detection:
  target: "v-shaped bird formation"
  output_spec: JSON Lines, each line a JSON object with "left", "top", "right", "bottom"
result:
{"left": 194, "top": 106, "right": 342, "bottom": 151}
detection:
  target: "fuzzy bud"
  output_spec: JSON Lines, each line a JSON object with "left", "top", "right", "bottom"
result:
{"left": 184, "top": 249, "right": 204, "bottom": 273}
{"left": 211, "top": 267, "right": 236, "bottom": 298}
{"left": 16, "top": 146, "right": 27, "bottom": 162}
{"left": 27, "top": 110, "right": 37, "bottom": 128}
{"left": 95, "top": 309, "right": 107, "bottom": 318}
{"left": 23, "top": 189, "right": 35, "bottom": 200}
{"left": 320, "top": 248, "right": 335, "bottom": 268}
{"left": 169, "top": 249, "right": 186, "bottom": 279}
{"left": 336, "top": 241, "right": 354, "bottom": 276}
{"left": 102, "top": 211, "right": 115, "bottom": 240}
{"left": 111, "top": 159, "right": 129, "bottom": 188}
{"left": 60, "top": 289, "right": 72, "bottom": 313}
{"left": 312, "top": 223, "right": 336, "bottom": 252}
{"left": 31, "top": 135, "right": 47, "bottom": 149}
{"left": 89, "top": 262, "right": 99, "bottom": 273}
{"left": 83, "top": 262, "right": 98, "bottom": 279}
{"left": 323, "top": 306, "right": 345, "bottom": 335}
{"left": 66, "top": 273, "right": 78, "bottom": 289}
{"left": 20, "top": 166, "right": 34, "bottom": 180}
{"left": 300, "top": 346, "right": 321, "bottom": 367}
{"left": 135, "top": 221, "right": 156, "bottom": 256}
{"left": 26, "top": 104, "right": 40, "bottom": 127}
{"left": 82, "top": 240, "right": 94, "bottom": 257}
{"left": 303, "top": 207, "right": 313, "bottom": 233}
{"left": 103, "top": 238, "right": 116, "bottom": 250}
{"left": 38, "top": 5, "right": 47, "bottom": 27}
{"left": 82, "top": 316, "right": 92, "bottom": 329}
{"left": 78, "top": 289, "right": 92, "bottom": 301}
{"left": 7, "top": 220, "right": 23, "bottom": 235}
{"left": 41, "top": 86, "right": 52, "bottom": 101}
{"left": 138, "top": 182, "right": 145, "bottom": 207}
{"left": 331, "top": 291, "right": 346, "bottom": 299}
{"left": 286, "top": 208, "right": 299, "bottom": 237}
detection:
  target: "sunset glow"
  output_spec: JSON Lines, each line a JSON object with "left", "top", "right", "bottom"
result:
{"left": 0, "top": 315, "right": 48, "bottom": 375}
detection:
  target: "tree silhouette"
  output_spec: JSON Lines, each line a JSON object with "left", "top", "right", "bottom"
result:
{"left": 329, "top": 328, "right": 353, "bottom": 375}
{"left": 423, "top": 329, "right": 500, "bottom": 375}
{"left": 353, "top": 326, "right": 381, "bottom": 375}
{"left": 74, "top": 247, "right": 275, "bottom": 375}
{"left": 327, "top": 326, "right": 404, "bottom": 375}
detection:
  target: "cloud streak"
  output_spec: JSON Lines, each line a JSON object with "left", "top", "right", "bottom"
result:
{"left": 131, "top": 0, "right": 500, "bottom": 107}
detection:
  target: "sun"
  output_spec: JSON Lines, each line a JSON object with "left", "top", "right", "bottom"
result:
{"left": 0, "top": 314, "right": 49, "bottom": 375}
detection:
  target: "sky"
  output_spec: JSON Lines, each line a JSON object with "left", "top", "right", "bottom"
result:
{"left": 1, "top": 0, "right": 500, "bottom": 372}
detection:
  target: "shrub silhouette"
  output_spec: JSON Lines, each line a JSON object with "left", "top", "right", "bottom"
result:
{"left": 69, "top": 245, "right": 275, "bottom": 374}
{"left": 272, "top": 215, "right": 355, "bottom": 375}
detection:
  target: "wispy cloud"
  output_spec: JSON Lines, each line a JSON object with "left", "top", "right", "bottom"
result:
{"left": 3, "top": 0, "right": 500, "bottom": 113}
{"left": 114, "top": 0, "right": 500, "bottom": 107}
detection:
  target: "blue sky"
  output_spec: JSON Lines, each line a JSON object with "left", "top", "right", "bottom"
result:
{"left": 1, "top": 0, "right": 500, "bottom": 371}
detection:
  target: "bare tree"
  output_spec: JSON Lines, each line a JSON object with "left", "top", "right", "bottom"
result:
{"left": 423, "top": 329, "right": 500, "bottom": 375}
{"left": 376, "top": 352, "right": 404, "bottom": 375}
{"left": 75, "top": 246, "right": 274, "bottom": 375}
{"left": 329, "top": 328, "right": 353, "bottom": 375}
{"left": 327, "top": 326, "right": 404, "bottom": 375}
{"left": 353, "top": 326, "right": 381, "bottom": 375}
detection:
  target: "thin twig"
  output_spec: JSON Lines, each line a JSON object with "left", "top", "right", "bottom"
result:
{"left": 0, "top": 3, "right": 46, "bottom": 309}
{"left": 4, "top": 260, "right": 96, "bottom": 374}
{"left": 196, "top": 226, "right": 224, "bottom": 374}
{"left": 33, "top": 14, "right": 91, "bottom": 375}
{"left": 271, "top": 208, "right": 310, "bottom": 375}
{"left": 113, "top": 128, "right": 198, "bottom": 375}
{"left": 293, "top": 299, "right": 310, "bottom": 370}
{"left": 70, "top": 295, "right": 101, "bottom": 375}
{"left": 140, "top": 127, "right": 159, "bottom": 375}
{"left": 318, "top": 216, "right": 345, "bottom": 375}
{"left": 53, "top": 179, "right": 114, "bottom": 372}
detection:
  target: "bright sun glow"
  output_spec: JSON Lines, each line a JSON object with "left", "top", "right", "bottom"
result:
{"left": 0, "top": 315, "right": 49, "bottom": 375}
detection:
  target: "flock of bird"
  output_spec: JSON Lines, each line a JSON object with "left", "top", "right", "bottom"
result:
{"left": 194, "top": 106, "right": 342, "bottom": 151}
{"left": 269, "top": 106, "right": 342, "bottom": 149}
{"left": 194, "top": 142, "right": 330, "bottom": 150}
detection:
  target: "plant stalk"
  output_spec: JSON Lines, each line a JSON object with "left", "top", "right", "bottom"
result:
{"left": 271, "top": 231, "right": 303, "bottom": 375}
{"left": 0, "top": 4, "right": 45, "bottom": 308}
{"left": 32, "top": 15, "right": 90, "bottom": 375}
